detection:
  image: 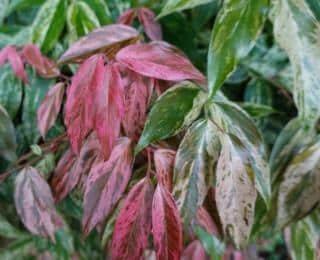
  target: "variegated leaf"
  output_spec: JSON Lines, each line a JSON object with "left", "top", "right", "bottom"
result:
{"left": 182, "top": 240, "right": 209, "bottom": 260}
{"left": 0, "top": 104, "right": 16, "bottom": 161}
{"left": 137, "top": 8, "right": 162, "bottom": 41}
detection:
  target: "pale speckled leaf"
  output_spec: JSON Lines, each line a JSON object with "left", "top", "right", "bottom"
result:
{"left": 276, "top": 138, "right": 320, "bottom": 228}
{"left": 274, "top": 0, "right": 320, "bottom": 120}
{"left": 207, "top": 0, "right": 269, "bottom": 97}
{"left": 173, "top": 119, "right": 220, "bottom": 227}
{"left": 0, "top": 104, "right": 16, "bottom": 161}
{"left": 135, "top": 81, "right": 206, "bottom": 154}
{"left": 215, "top": 133, "right": 257, "bottom": 248}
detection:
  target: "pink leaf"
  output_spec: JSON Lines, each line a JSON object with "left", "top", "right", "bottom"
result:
{"left": 122, "top": 71, "right": 154, "bottom": 141}
{"left": 93, "top": 62, "right": 124, "bottom": 158}
{"left": 83, "top": 137, "right": 134, "bottom": 235}
{"left": 182, "top": 240, "right": 209, "bottom": 260}
{"left": 117, "top": 9, "right": 136, "bottom": 25}
{"left": 116, "top": 41, "right": 206, "bottom": 85}
{"left": 0, "top": 46, "right": 28, "bottom": 83}
{"left": 58, "top": 24, "right": 139, "bottom": 64}
{"left": 152, "top": 184, "right": 183, "bottom": 260}
{"left": 112, "top": 177, "right": 154, "bottom": 260}
{"left": 154, "top": 149, "right": 176, "bottom": 192}
{"left": 137, "top": 8, "right": 162, "bottom": 41}
{"left": 37, "top": 82, "right": 65, "bottom": 138}
{"left": 14, "top": 167, "right": 63, "bottom": 241}
{"left": 20, "top": 44, "right": 60, "bottom": 78}
{"left": 64, "top": 54, "right": 104, "bottom": 153}
{"left": 195, "top": 207, "right": 220, "bottom": 237}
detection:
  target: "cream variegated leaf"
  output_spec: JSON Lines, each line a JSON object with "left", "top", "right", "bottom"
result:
{"left": 274, "top": 0, "right": 320, "bottom": 121}
{"left": 216, "top": 133, "right": 257, "bottom": 248}
{"left": 173, "top": 119, "right": 220, "bottom": 227}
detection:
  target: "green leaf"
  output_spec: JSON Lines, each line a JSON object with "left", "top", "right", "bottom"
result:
{"left": 207, "top": 0, "right": 269, "bottom": 97}
{"left": 240, "top": 102, "right": 275, "bottom": 118}
{"left": 0, "top": 104, "right": 17, "bottom": 161}
{"left": 0, "top": 213, "right": 26, "bottom": 239}
{"left": 0, "top": 0, "right": 9, "bottom": 24}
{"left": 0, "top": 237, "right": 34, "bottom": 260}
{"left": 274, "top": 0, "right": 320, "bottom": 121}
{"left": 276, "top": 138, "right": 320, "bottom": 228}
{"left": 0, "top": 65, "right": 23, "bottom": 119}
{"left": 244, "top": 79, "right": 273, "bottom": 106}
{"left": 135, "top": 81, "right": 206, "bottom": 154}
{"left": 7, "top": 0, "right": 45, "bottom": 15}
{"left": 32, "top": 0, "right": 66, "bottom": 53}
{"left": 81, "top": 0, "right": 112, "bottom": 25}
{"left": 173, "top": 119, "right": 220, "bottom": 227}
{"left": 194, "top": 225, "right": 225, "bottom": 260}
{"left": 158, "top": 0, "right": 213, "bottom": 18}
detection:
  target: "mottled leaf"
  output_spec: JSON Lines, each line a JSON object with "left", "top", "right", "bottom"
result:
{"left": 59, "top": 24, "right": 139, "bottom": 64}
{"left": 14, "top": 167, "right": 63, "bottom": 240}
{"left": 152, "top": 184, "right": 183, "bottom": 260}
{"left": 207, "top": 0, "right": 269, "bottom": 97}
{"left": 112, "top": 177, "right": 154, "bottom": 260}
{"left": 83, "top": 137, "right": 133, "bottom": 235}
{"left": 0, "top": 104, "right": 16, "bottom": 161}
{"left": 116, "top": 41, "right": 206, "bottom": 85}
{"left": 136, "top": 81, "right": 206, "bottom": 154}
{"left": 137, "top": 8, "right": 162, "bottom": 41}
{"left": 37, "top": 82, "right": 65, "bottom": 138}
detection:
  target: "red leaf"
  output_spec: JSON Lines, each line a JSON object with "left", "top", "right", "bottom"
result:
{"left": 83, "top": 137, "right": 133, "bottom": 235}
{"left": 14, "top": 167, "right": 63, "bottom": 241}
{"left": 182, "top": 240, "right": 209, "bottom": 260}
{"left": 137, "top": 8, "right": 162, "bottom": 41}
{"left": 20, "top": 44, "right": 60, "bottom": 78}
{"left": 195, "top": 207, "right": 220, "bottom": 237}
{"left": 154, "top": 149, "right": 176, "bottom": 192}
{"left": 52, "top": 136, "right": 102, "bottom": 202}
{"left": 117, "top": 9, "right": 136, "bottom": 25}
{"left": 152, "top": 184, "right": 183, "bottom": 260}
{"left": 0, "top": 46, "right": 28, "bottom": 83}
{"left": 64, "top": 54, "right": 104, "bottom": 153}
{"left": 37, "top": 82, "right": 65, "bottom": 138}
{"left": 93, "top": 62, "right": 124, "bottom": 158}
{"left": 112, "top": 177, "right": 154, "bottom": 260}
{"left": 116, "top": 41, "right": 206, "bottom": 85}
{"left": 122, "top": 71, "right": 154, "bottom": 141}
{"left": 58, "top": 24, "right": 139, "bottom": 64}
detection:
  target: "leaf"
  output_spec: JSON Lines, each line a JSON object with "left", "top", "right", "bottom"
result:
{"left": 0, "top": 237, "right": 34, "bottom": 260}
{"left": 14, "top": 167, "right": 63, "bottom": 240}
{"left": 182, "top": 240, "right": 209, "bottom": 260}
{"left": 7, "top": 0, "right": 45, "bottom": 14}
{"left": 276, "top": 138, "right": 320, "bottom": 228}
{"left": 240, "top": 102, "right": 275, "bottom": 118}
{"left": 274, "top": 0, "right": 320, "bottom": 120}
{"left": 111, "top": 177, "right": 154, "bottom": 260}
{"left": 215, "top": 133, "right": 257, "bottom": 248}
{"left": 158, "top": 0, "right": 212, "bottom": 18}
{"left": 207, "top": 0, "right": 269, "bottom": 97}
{"left": 117, "top": 9, "right": 135, "bottom": 25}
{"left": 173, "top": 119, "right": 220, "bottom": 226}
{"left": 116, "top": 41, "right": 206, "bottom": 85}
{"left": 37, "top": 82, "right": 65, "bottom": 138}
{"left": 154, "top": 149, "right": 176, "bottom": 192}
{"left": 83, "top": 137, "right": 133, "bottom": 235}
{"left": 152, "top": 184, "right": 183, "bottom": 260}
{"left": 0, "top": 213, "right": 26, "bottom": 239}
{"left": 122, "top": 72, "right": 154, "bottom": 141}
{"left": 136, "top": 81, "right": 206, "bottom": 154}
{"left": 137, "top": 8, "right": 162, "bottom": 41}
{"left": 0, "top": 104, "right": 16, "bottom": 161}
{"left": 32, "top": 0, "right": 66, "bottom": 53}
{"left": 81, "top": 0, "right": 112, "bottom": 25}
{"left": 58, "top": 24, "right": 139, "bottom": 64}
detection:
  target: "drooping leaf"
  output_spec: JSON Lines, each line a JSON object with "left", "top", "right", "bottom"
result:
{"left": 207, "top": 0, "right": 269, "bottom": 97}
{"left": 152, "top": 184, "right": 183, "bottom": 260}
{"left": 182, "top": 240, "right": 209, "bottom": 260}
{"left": 58, "top": 24, "right": 139, "bottom": 64}
{"left": 215, "top": 133, "right": 257, "bottom": 248}
{"left": 37, "top": 82, "right": 65, "bottom": 138}
{"left": 158, "top": 0, "right": 212, "bottom": 18}
{"left": 137, "top": 8, "right": 162, "bottom": 41}
{"left": 173, "top": 119, "right": 220, "bottom": 226}
{"left": 111, "top": 177, "right": 154, "bottom": 260}
{"left": 136, "top": 81, "right": 206, "bottom": 154}
{"left": 14, "top": 167, "right": 63, "bottom": 240}
{"left": 0, "top": 104, "right": 16, "bottom": 161}
{"left": 274, "top": 0, "right": 320, "bottom": 120}
{"left": 276, "top": 138, "right": 320, "bottom": 228}
{"left": 83, "top": 137, "right": 133, "bottom": 235}
{"left": 116, "top": 41, "right": 206, "bottom": 85}
{"left": 32, "top": 0, "right": 66, "bottom": 53}
{"left": 154, "top": 149, "right": 176, "bottom": 192}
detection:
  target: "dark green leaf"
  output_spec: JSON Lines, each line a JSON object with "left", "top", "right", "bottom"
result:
{"left": 241, "top": 102, "right": 275, "bottom": 118}
{"left": 81, "top": 0, "right": 112, "bottom": 25}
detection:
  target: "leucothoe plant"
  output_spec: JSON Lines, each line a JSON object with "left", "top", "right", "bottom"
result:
{"left": 0, "top": 1, "right": 319, "bottom": 259}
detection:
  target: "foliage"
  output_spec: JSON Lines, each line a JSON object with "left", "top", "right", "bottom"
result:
{"left": 0, "top": 0, "right": 319, "bottom": 259}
